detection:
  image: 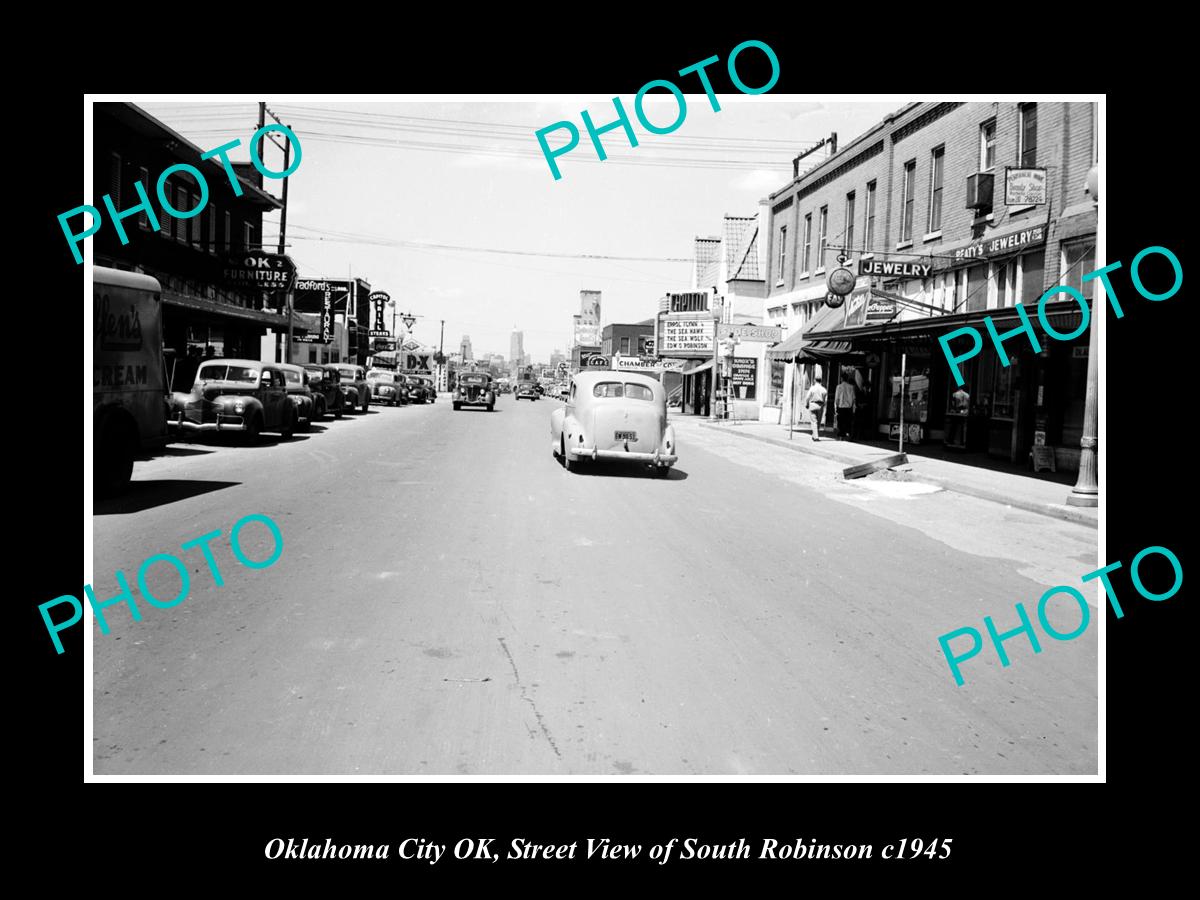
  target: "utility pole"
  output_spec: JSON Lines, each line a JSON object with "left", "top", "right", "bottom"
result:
{"left": 1067, "top": 166, "right": 1100, "bottom": 507}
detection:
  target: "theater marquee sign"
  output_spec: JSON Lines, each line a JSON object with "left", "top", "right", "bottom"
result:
{"left": 661, "top": 316, "right": 714, "bottom": 356}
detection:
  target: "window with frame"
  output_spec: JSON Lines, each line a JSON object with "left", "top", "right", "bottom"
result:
{"left": 173, "top": 185, "right": 188, "bottom": 242}
{"left": 109, "top": 153, "right": 122, "bottom": 211}
{"left": 900, "top": 160, "right": 916, "bottom": 242}
{"left": 1061, "top": 240, "right": 1096, "bottom": 298}
{"left": 816, "top": 206, "right": 828, "bottom": 270}
{"left": 1019, "top": 104, "right": 1038, "bottom": 167}
{"left": 224, "top": 211, "right": 232, "bottom": 252}
{"left": 778, "top": 224, "right": 787, "bottom": 282}
{"left": 208, "top": 203, "right": 217, "bottom": 253}
{"left": 801, "top": 214, "right": 812, "bottom": 274}
{"left": 845, "top": 192, "right": 855, "bottom": 255}
{"left": 928, "top": 146, "right": 944, "bottom": 233}
{"left": 1019, "top": 250, "right": 1045, "bottom": 306}
{"left": 980, "top": 119, "right": 997, "bottom": 171}
{"left": 160, "top": 178, "right": 172, "bottom": 238}
{"left": 244, "top": 222, "right": 255, "bottom": 252}
{"left": 864, "top": 181, "right": 876, "bottom": 252}
{"left": 191, "top": 193, "right": 202, "bottom": 247}
{"left": 620, "top": 336, "right": 631, "bottom": 355}
{"left": 138, "top": 166, "right": 151, "bottom": 231}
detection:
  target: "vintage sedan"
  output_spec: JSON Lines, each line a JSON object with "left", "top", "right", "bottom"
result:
{"left": 366, "top": 368, "right": 404, "bottom": 406}
{"left": 333, "top": 364, "right": 370, "bottom": 413}
{"left": 304, "top": 365, "right": 344, "bottom": 419}
{"left": 453, "top": 372, "right": 495, "bottom": 411}
{"left": 169, "top": 358, "right": 297, "bottom": 440}
{"left": 404, "top": 374, "right": 433, "bottom": 404}
{"left": 551, "top": 371, "right": 677, "bottom": 476}
{"left": 278, "top": 363, "right": 317, "bottom": 431}
{"left": 515, "top": 381, "right": 539, "bottom": 401}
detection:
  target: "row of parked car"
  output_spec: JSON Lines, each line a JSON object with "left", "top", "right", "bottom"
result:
{"left": 168, "top": 358, "right": 437, "bottom": 439}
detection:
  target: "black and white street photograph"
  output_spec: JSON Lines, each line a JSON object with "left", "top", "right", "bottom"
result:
{"left": 79, "top": 93, "right": 1108, "bottom": 778}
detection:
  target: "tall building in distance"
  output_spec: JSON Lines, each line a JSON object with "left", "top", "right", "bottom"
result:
{"left": 577, "top": 290, "right": 602, "bottom": 347}
{"left": 509, "top": 330, "right": 524, "bottom": 376}
{"left": 550, "top": 349, "right": 566, "bottom": 371}
{"left": 459, "top": 334, "right": 474, "bottom": 362}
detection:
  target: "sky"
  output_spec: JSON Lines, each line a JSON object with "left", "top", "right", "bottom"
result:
{"left": 141, "top": 98, "right": 900, "bottom": 362}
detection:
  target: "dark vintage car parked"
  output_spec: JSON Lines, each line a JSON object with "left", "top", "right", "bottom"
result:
{"left": 515, "top": 381, "right": 539, "bottom": 401}
{"left": 278, "top": 363, "right": 316, "bottom": 431}
{"left": 304, "top": 365, "right": 344, "bottom": 419}
{"left": 366, "top": 368, "right": 405, "bottom": 406}
{"left": 333, "top": 364, "right": 370, "bottom": 413}
{"left": 453, "top": 372, "right": 495, "bottom": 411}
{"left": 169, "top": 358, "right": 297, "bottom": 440}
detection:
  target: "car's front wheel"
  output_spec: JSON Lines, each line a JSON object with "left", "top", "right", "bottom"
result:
{"left": 281, "top": 409, "right": 296, "bottom": 439}
{"left": 486, "top": 403, "right": 494, "bottom": 412}
{"left": 245, "top": 413, "right": 263, "bottom": 443}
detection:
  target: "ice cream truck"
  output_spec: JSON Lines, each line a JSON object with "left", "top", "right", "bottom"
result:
{"left": 93, "top": 266, "right": 169, "bottom": 496}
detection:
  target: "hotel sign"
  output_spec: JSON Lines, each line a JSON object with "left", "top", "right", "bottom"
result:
{"left": 952, "top": 224, "right": 1046, "bottom": 263}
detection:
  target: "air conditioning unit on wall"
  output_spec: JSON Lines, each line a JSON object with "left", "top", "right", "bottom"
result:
{"left": 965, "top": 172, "right": 995, "bottom": 210}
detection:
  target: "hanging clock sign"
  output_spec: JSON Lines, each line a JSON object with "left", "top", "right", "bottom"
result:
{"left": 827, "top": 266, "right": 857, "bottom": 296}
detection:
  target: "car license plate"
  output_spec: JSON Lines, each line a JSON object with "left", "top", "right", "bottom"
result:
{"left": 614, "top": 430, "right": 637, "bottom": 441}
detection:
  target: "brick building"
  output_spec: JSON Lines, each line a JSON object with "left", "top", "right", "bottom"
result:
{"left": 92, "top": 103, "right": 293, "bottom": 390}
{"left": 601, "top": 321, "right": 655, "bottom": 358}
{"left": 762, "top": 101, "right": 1098, "bottom": 472}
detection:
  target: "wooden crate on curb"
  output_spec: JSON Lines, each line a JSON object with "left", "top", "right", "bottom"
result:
{"left": 842, "top": 453, "right": 909, "bottom": 480}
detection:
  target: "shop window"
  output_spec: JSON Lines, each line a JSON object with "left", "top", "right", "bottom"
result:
{"left": 927, "top": 146, "right": 944, "bottom": 234}
{"left": 769, "top": 358, "right": 785, "bottom": 407}
{"left": 899, "top": 160, "right": 916, "bottom": 243}
{"left": 1019, "top": 104, "right": 1038, "bottom": 167}
{"left": 980, "top": 119, "right": 997, "bottom": 171}
{"left": 845, "top": 192, "right": 855, "bottom": 256}
{"left": 864, "top": 181, "right": 877, "bottom": 253}
{"left": 801, "top": 214, "right": 812, "bottom": 274}
{"left": 1061, "top": 240, "right": 1096, "bottom": 298}
{"left": 965, "top": 264, "right": 988, "bottom": 313}
{"left": 1019, "top": 250, "right": 1045, "bottom": 306}
{"left": 816, "top": 206, "right": 828, "bottom": 271}
{"left": 991, "top": 357, "right": 1015, "bottom": 419}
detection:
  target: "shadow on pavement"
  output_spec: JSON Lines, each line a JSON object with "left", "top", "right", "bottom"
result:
{"left": 155, "top": 446, "right": 214, "bottom": 458}
{"left": 568, "top": 460, "right": 688, "bottom": 480}
{"left": 95, "top": 479, "right": 241, "bottom": 515}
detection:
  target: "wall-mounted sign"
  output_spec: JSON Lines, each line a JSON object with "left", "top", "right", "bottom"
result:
{"left": 368, "top": 329, "right": 391, "bottom": 338}
{"left": 859, "top": 260, "right": 932, "bottom": 278}
{"left": 222, "top": 252, "right": 296, "bottom": 291}
{"left": 718, "top": 324, "right": 784, "bottom": 343}
{"left": 661, "top": 316, "right": 715, "bottom": 355}
{"left": 669, "top": 292, "right": 709, "bottom": 313}
{"left": 864, "top": 296, "right": 897, "bottom": 323}
{"left": 582, "top": 354, "right": 610, "bottom": 368}
{"left": 729, "top": 357, "right": 757, "bottom": 387}
{"left": 827, "top": 266, "right": 858, "bottom": 295}
{"left": 1005, "top": 167, "right": 1048, "bottom": 206}
{"left": 952, "top": 224, "right": 1046, "bottom": 263}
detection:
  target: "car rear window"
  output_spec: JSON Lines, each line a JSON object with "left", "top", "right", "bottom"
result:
{"left": 593, "top": 382, "right": 623, "bottom": 398}
{"left": 282, "top": 369, "right": 301, "bottom": 384}
{"left": 624, "top": 383, "right": 654, "bottom": 401}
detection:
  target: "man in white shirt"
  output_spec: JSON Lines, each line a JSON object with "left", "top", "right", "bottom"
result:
{"left": 804, "top": 372, "right": 828, "bottom": 441}
{"left": 835, "top": 370, "right": 857, "bottom": 440}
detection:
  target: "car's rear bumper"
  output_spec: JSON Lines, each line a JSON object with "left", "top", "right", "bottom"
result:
{"left": 567, "top": 446, "right": 677, "bottom": 465}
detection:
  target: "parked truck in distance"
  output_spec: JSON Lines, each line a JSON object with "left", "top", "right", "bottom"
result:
{"left": 93, "top": 266, "right": 170, "bottom": 497}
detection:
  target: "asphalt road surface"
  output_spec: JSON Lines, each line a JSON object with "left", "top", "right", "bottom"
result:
{"left": 92, "top": 393, "right": 1097, "bottom": 775}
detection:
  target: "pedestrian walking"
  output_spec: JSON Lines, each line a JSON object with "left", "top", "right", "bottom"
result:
{"left": 835, "top": 370, "right": 856, "bottom": 440}
{"left": 804, "top": 373, "right": 828, "bottom": 441}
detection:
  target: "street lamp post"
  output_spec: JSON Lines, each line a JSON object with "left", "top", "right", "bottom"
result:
{"left": 1067, "top": 166, "right": 1100, "bottom": 508}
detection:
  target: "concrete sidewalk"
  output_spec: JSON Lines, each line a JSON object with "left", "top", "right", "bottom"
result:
{"left": 698, "top": 419, "right": 1099, "bottom": 528}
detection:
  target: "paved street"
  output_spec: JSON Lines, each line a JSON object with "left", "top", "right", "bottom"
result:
{"left": 92, "top": 395, "right": 1097, "bottom": 775}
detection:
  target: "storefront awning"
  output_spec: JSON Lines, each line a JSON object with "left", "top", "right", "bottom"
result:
{"left": 163, "top": 291, "right": 291, "bottom": 328}
{"left": 766, "top": 301, "right": 848, "bottom": 360}
{"left": 765, "top": 329, "right": 807, "bottom": 360}
{"left": 681, "top": 358, "right": 714, "bottom": 374}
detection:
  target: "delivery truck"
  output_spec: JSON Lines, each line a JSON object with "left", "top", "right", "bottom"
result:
{"left": 93, "top": 266, "right": 169, "bottom": 496}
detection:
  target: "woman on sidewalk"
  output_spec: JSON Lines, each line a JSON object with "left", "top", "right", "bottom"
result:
{"left": 804, "top": 373, "right": 828, "bottom": 441}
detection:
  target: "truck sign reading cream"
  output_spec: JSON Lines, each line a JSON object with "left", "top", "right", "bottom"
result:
{"left": 93, "top": 267, "right": 168, "bottom": 496}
